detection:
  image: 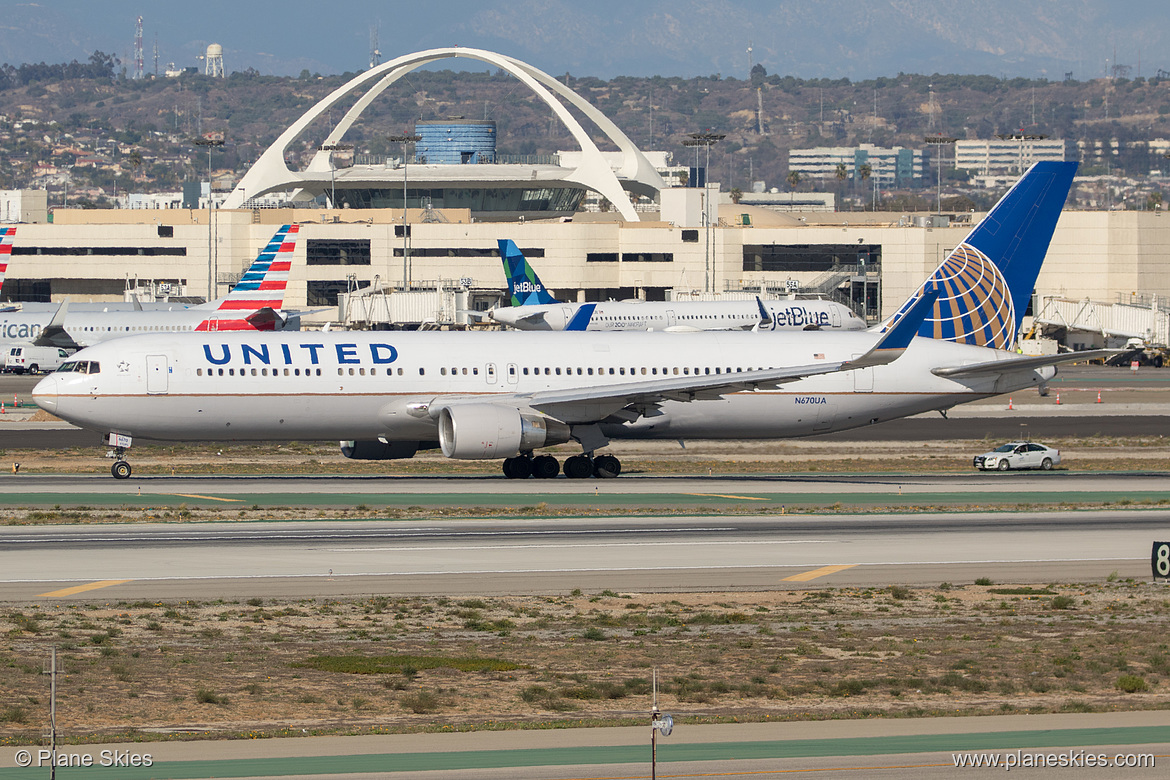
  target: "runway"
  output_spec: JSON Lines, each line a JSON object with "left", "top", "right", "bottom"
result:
{"left": 2, "top": 510, "right": 1164, "bottom": 602}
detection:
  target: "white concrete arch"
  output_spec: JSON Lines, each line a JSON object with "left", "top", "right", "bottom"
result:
{"left": 224, "top": 47, "right": 665, "bottom": 221}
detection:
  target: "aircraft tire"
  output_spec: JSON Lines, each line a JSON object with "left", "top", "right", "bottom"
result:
{"left": 997, "top": 460, "right": 1010, "bottom": 471}
{"left": 504, "top": 456, "right": 532, "bottom": 479}
{"left": 532, "top": 455, "right": 560, "bottom": 479}
{"left": 593, "top": 454, "right": 621, "bottom": 478}
{"left": 111, "top": 460, "right": 132, "bottom": 479}
{"left": 563, "top": 455, "right": 593, "bottom": 479}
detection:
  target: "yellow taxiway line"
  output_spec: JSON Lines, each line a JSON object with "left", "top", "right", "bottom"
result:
{"left": 683, "top": 493, "right": 770, "bottom": 501}
{"left": 782, "top": 564, "right": 857, "bottom": 582}
{"left": 166, "top": 493, "right": 243, "bottom": 502}
{"left": 37, "top": 579, "right": 134, "bottom": 598}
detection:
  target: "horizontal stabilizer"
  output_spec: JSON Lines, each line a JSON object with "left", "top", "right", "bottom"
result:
{"left": 932, "top": 349, "right": 1116, "bottom": 378}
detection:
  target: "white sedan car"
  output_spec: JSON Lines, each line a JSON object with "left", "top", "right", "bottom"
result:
{"left": 973, "top": 441, "right": 1061, "bottom": 471}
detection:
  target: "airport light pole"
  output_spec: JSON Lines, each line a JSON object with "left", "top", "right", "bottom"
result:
{"left": 192, "top": 136, "right": 224, "bottom": 303}
{"left": 683, "top": 131, "right": 725, "bottom": 293}
{"left": 388, "top": 133, "right": 421, "bottom": 290}
{"left": 923, "top": 135, "right": 957, "bottom": 214}
{"left": 318, "top": 142, "right": 353, "bottom": 210}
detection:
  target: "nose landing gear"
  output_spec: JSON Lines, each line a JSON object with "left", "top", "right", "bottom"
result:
{"left": 105, "top": 433, "right": 133, "bottom": 479}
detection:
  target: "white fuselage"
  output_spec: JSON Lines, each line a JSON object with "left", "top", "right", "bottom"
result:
{"left": 34, "top": 330, "right": 1050, "bottom": 446}
{"left": 490, "top": 299, "right": 865, "bottom": 332}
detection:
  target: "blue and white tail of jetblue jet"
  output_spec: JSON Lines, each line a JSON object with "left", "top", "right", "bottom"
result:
{"left": 883, "top": 161, "right": 1077, "bottom": 350}
{"left": 500, "top": 239, "right": 559, "bottom": 307}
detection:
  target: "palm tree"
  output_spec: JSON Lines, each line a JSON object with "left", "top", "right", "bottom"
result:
{"left": 786, "top": 170, "right": 801, "bottom": 208}
{"left": 858, "top": 163, "right": 873, "bottom": 210}
{"left": 729, "top": 187, "right": 742, "bottom": 204}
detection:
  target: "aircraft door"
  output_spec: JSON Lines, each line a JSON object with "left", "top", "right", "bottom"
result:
{"left": 666, "top": 310, "right": 676, "bottom": 328}
{"left": 832, "top": 307, "right": 841, "bottom": 328}
{"left": 851, "top": 354, "right": 873, "bottom": 391}
{"left": 813, "top": 404, "right": 837, "bottom": 431}
{"left": 145, "top": 354, "right": 169, "bottom": 395}
{"left": 485, "top": 363, "right": 498, "bottom": 385}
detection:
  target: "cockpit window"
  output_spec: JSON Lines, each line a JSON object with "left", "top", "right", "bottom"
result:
{"left": 55, "top": 361, "right": 99, "bottom": 374}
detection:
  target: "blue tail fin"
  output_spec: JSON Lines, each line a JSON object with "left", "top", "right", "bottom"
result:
{"left": 498, "top": 239, "right": 559, "bottom": 306}
{"left": 886, "top": 161, "right": 1077, "bottom": 350}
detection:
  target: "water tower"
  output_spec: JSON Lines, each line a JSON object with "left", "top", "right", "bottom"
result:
{"left": 205, "top": 43, "right": 224, "bottom": 78}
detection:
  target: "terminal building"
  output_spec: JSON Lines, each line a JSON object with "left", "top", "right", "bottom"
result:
{"left": 1, "top": 48, "right": 1167, "bottom": 344}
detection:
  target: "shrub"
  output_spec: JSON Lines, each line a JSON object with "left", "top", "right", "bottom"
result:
{"left": 1050, "top": 595, "right": 1075, "bottom": 610}
{"left": 582, "top": 627, "right": 607, "bottom": 641}
{"left": 1116, "top": 674, "right": 1148, "bottom": 693}
{"left": 196, "top": 689, "right": 228, "bottom": 705}
{"left": 975, "top": 577, "right": 993, "bottom": 586}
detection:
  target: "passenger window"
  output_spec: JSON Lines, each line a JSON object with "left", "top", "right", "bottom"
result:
{"left": 360, "top": 368, "right": 366, "bottom": 376}
{"left": 587, "top": 368, "right": 593, "bottom": 375}
{"left": 197, "top": 368, "right": 203, "bottom": 376}
{"left": 556, "top": 368, "right": 562, "bottom": 375}
{"left": 419, "top": 368, "right": 425, "bottom": 375}
{"left": 251, "top": 369, "right": 258, "bottom": 376}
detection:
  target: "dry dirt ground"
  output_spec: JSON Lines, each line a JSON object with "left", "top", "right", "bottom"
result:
{"left": 1, "top": 583, "right": 1168, "bottom": 745}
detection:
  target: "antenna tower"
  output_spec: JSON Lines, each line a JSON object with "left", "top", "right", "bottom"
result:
{"left": 927, "top": 84, "right": 936, "bottom": 130}
{"left": 747, "top": 41, "right": 753, "bottom": 75}
{"left": 757, "top": 88, "right": 766, "bottom": 135}
{"left": 153, "top": 34, "right": 159, "bottom": 77}
{"left": 369, "top": 22, "right": 381, "bottom": 70}
{"left": 133, "top": 16, "right": 144, "bottom": 80}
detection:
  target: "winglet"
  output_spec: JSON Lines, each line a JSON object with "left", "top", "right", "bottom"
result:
{"left": 33, "top": 299, "right": 73, "bottom": 348}
{"left": 755, "top": 296, "right": 771, "bottom": 330}
{"left": 849, "top": 284, "right": 940, "bottom": 369}
{"left": 498, "top": 239, "right": 559, "bottom": 306}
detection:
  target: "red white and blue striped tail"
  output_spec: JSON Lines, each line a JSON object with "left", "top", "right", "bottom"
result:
{"left": 196, "top": 224, "right": 298, "bottom": 332}
{"left": 0, "top": 226, "right": 15, "bottom": 297}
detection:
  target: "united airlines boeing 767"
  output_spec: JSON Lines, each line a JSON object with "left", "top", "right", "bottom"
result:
{"left": 34, "top": 162, "right": 1095, "bottom": 480}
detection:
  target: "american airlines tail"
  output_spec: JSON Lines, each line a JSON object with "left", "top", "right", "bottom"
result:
{"left": 0, "top": 226, "right": 14, "bottom": 299}
{"left": 195, "top": 224, "right": 299, "bottom": 332}
{"left": 499, "top": 239, "right": 558, "bottom": 307}
{"left": 884, "top": 161, "right": 1078, "bottom": 351}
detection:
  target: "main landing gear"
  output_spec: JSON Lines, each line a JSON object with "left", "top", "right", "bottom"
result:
{"left": 501, "top": 452, "right": 622, "bottom": 480}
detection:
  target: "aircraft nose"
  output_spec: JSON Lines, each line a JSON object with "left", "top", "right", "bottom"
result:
{"left": 32, "top": 374, "right": 58, "bottom": 415}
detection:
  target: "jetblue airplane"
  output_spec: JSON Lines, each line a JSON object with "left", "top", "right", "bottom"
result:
{"left": 0, "top": 224, "right": 301, "bottom": 351}
{"left": 488, "top": 240, "right": 865, "bottom": 332}
{"left": 34, "top": 162, "right": 1093, "bottom": 480}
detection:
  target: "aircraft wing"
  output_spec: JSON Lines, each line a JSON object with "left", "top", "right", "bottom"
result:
{"left": 436, "top": 286, "right": 941, "bottom": 426}
{"left": 522, "top": 359, "right": 851, "bottom": 424}
{"left": 932, "top": 349, "right": 1116, "bottom": 378}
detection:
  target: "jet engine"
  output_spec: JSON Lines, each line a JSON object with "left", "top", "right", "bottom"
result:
{"left": 340, "top": 439, "right": 437, "bottom": 460}
{"left": 437, "top": 404, "right": 570, "bottom": 459}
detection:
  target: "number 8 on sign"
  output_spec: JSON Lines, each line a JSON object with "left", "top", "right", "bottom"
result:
{"left": 1153, "top": 542, "right": 1170, "bottom": 580}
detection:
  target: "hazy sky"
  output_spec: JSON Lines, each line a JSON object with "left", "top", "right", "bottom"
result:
{"left": 2, "top": 1, "right": 1167, "bottom": 81}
